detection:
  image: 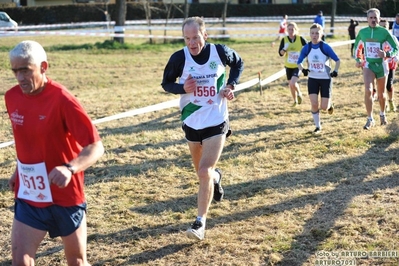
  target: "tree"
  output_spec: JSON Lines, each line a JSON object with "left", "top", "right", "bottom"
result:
{"left": 330, "top": 0, "right": 337, "bottom": 36}
{"left": 184, "top": 0, "right": 189, "bottom": 19}
{"left": 162, "top": 2, "right": 185, "bottom": 44}
{"left": 345, "top": 0, "right": 385, "bottom": 12}
{"left": 163, "top": 1, "right": 174, "bottom": 44}
{"left": 143, "top": 0, "right": 153, "bottom": 44}
{"left": 222, "top": 0, "right": 229, "bottom": 36}
{"left": 114, "top": 0, "right": 126, "bottom": 44}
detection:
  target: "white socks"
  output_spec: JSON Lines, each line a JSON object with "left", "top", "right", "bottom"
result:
{"left": 196, "top": 216, "right": 206, "bottom": 225}
{"left": 214, "top": 169, "right": 221, "bottom": 184}
{"left": 312, "top": 110, "right": 321, "bottom": 128}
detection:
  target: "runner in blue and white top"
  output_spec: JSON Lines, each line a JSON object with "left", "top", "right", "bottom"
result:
{"left": 297, "top": 23, "right": 340, "bottom": 134}
{"left": 391, "top": 13, "right": 399, "bottom": 41}
{"left": 161, "top": 16, "right": 244, "bottom": 241}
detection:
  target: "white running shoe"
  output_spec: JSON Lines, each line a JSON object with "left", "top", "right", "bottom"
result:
{"left": 363, "top": 118, "right": 375, "bottom": 130}
{"left": 186, "top": 220, "right": 205, "bottom": 240}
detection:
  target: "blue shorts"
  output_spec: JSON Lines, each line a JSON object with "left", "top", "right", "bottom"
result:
{"left": 14, "top": 198, "right": 87, "bottom": 238}
{"left": 182, "top": 121, "right": 231, "bottom": 144}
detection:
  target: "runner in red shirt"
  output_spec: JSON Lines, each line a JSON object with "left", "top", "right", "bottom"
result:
{"left": 6, "top": 40, "right": 104, "bottom": 265}
{"left": 272, "top": 14, "right": 288, "bottom": 46}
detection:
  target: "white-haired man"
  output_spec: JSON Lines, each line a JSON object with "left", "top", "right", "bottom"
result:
{"left": 7, "top": 40, "right": 104, "bottom": 265}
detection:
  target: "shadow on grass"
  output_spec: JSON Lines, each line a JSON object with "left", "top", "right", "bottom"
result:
{"left": 0, "top": 103, "right": 398, "bottom": 265}
{"left": 92, "top": 244, "right": 193, "bottom": 266}
{"left": 47, "top": 118, "right": 396, "bottom": 265}
{"left": 0, "top": 243, "right": 193, "bottom": 266}
{"left": 126, "top": 123, "right": 399, "bottom": 265}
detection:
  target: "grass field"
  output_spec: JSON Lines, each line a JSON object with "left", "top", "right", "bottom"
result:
{"left": 0, "top": 21, "right": 398, "bottom": 266}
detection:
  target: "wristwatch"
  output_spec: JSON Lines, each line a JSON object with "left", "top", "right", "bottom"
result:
{"left": 64, "top": 163, "right": 76, "bottom": 174}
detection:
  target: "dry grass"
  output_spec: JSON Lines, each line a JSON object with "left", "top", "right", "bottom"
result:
{"left": 0, "top": 22, "right": 399, "bottom": 266}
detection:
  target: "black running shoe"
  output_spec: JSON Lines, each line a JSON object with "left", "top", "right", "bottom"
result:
{"left": 213, "top": 168, "right": 224, "bottom": 202}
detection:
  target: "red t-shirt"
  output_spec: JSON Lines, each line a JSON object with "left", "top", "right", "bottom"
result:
{"left": 5, "top": 78, "right": 101, "bottom": 207}
{"left": 279, "top": 19, "right": 287, "bottom": 34}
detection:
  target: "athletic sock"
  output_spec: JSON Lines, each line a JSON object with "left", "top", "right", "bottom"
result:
{"left": 214, "top": 169, "right": 221, "bottom": 184}
{"left": 312, "top": 110, "right": 321, "bottom": 128}
{"left": 196, "top": 216, "right": 206, "bottom": 225}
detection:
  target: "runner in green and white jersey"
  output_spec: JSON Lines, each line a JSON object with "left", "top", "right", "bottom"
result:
{"left": 354, "top": 8, "right": 399, "bottom": 129}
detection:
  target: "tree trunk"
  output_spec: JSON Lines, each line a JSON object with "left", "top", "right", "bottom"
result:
{"left": 330, "top": 0, "right": 337, "bottom": 36}
{"left": 114, "top": 0, "right": 126, "bottom": 44}
{"left": 144, "top": 0, "right": 153, "bottom": 44}
{"left": 184, "top": 0, "right": 189, "bottom": 19}
{"left": 163, "top": 2, "right": 172, "bottom": 44}
{"left": 222, "top": 0, "right": 228, "bottom": 36}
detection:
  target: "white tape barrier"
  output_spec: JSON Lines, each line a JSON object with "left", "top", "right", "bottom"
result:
{"left": 1, "top": 14, "right": 380, "bottom": 39}
{"left": 0, "top": 16, "right": 374, "bottom": 31}
{"left": 0, "top": 29, "right": 360, "bottom": 39}
{"left": 329, "top": 40, "right": 354, "bottom": 47}
{"left": 0, "top": 140, "right": 15, "bottom": 149}
{"left": 0, "top": 30, "right": 184, "bottom": 39}
{"left": 0, "top": 25, "right": 365, "bottom": 32}
{"left": 2, "top": 15, "right": 391, "bottom": 34}
{"left": 0, "top": 39, "right": 354, "bottom": 149}
{"left": 92, "top": 98, "right": 179, "bottom": 125}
